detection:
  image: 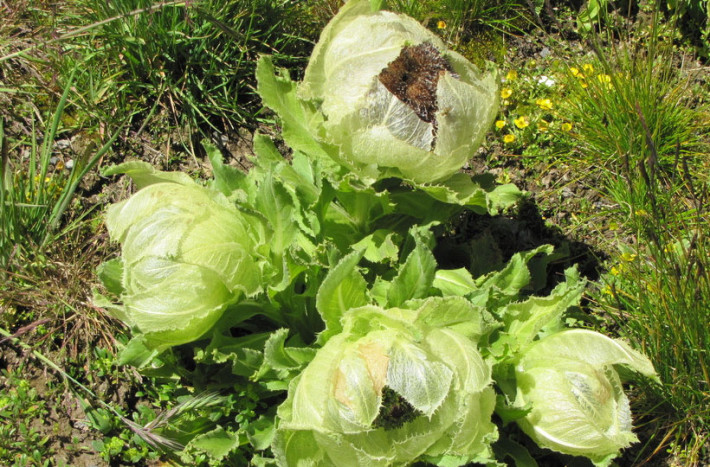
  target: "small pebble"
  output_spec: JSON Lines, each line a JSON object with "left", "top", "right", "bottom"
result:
{"left": 65, "top": 159, "right": 75, "bottom": 169}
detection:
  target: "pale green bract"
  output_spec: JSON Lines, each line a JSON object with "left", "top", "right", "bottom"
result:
{"left": 298, "top": 0, "right": 498, "bottom": 184}
{"left": 514, "top": 329, "right": 658, "bottom": 466}
{"left": 99, "top": 162, "right": 265, "bottom": 349}
{"left": 272, "top": 300, "right": 498, "bottom": 466}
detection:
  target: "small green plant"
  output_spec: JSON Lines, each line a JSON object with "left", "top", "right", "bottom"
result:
{"left": 0, "top": 79, "right": 119, "bottom": 274}
{"left": 0, "top": 367, "right": 53, "bottom": 465}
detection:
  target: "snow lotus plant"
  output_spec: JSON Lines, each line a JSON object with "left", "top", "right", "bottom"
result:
{"left": 514, "top": 329, "right": 658, "bottom": 466}
{"left": 258, "top": 0, "right": 499, "bottom": 185}
{"left": 92, "top": 1, "right": 658, "bottom": 465}
{"left": 96, "top": 162, "right": 268, "bottom": 350}
{"left": 273, "top": 299, "right": 498, "bottom": 466}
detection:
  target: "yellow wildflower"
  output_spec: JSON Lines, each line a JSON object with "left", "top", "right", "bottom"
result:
{"left": 597, "top": 73, "right": 613, "bottom": 90}
{"left": 561, "top": 122, "right": 573, "bottom": 132}
{"left": 582, "top": 63, "right": 594, "bottom": 73}
{"left": 505, "top": 70, "right": 518, "bottom": 81}
{"left": 580, "top": 80, "right": 588, "bottom": 88}
{"left": 437, "top": 20, "right": 447, "bottom": 29}
{"left": 635, "top": 209, "right": 648, "bottom": 217}
{"left": 495, "top": 120, "right": 506, "bottom": 129}
{"left": 620, "top": 252, "right": 637, "bottom": 262}
{"left": 610, "top": 265, "right": 622, "bottom": 276}
{"left": 503, "top": 134, "right": 516, "bottom": 144}
{"left": 500, "top": 88, "right": 513, "bottom": 99}
{"left": 535, "top": 98, "right": 553, "bottom": 110}
{"left": 570, "top": 67, "right": 582, "bottom": 78}
{"left": 513, "top": 116, "right": 529, "bottom": 129}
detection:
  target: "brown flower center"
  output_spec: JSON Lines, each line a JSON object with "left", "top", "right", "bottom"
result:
{"left": 378, "top": 42, "right": 454, "bottom": 124}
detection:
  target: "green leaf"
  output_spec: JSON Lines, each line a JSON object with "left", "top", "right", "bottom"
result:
{"left": 255, "top": 172, "right": 298, "bottom": 255}
{"left": 203, "top": 139, "right": 248, "bottom": 198}
{"left": 262, "top": 328, "right": 317, "bottom": 372}
{"left": 433, "top": 268, "right": 476, "bottom": 297}
{"left": 492, "top": 436, "right": 538, "bottom": 467}
{"left": 502, "top": 267, "right": 586, "bottom": 347}
{"left": 369, "top": 0, "right": 386, "bottom": 11}
{"left": 255, "top": 56, "right": 333, "bottom": 161}
{"left": 315, "top": 248, "right": 368, "bottom": 343}
{"left": 116, "top": 336, "right": 160, "bottom": 368}
{"left": 96, "top": 258, "right": 124, "bottom": 296}
{"left": 101, "top": 160, "right": 195, "bottom": 189}
{"left": 247, "top": 415, "right": 276, "bottom": 451}
{"left": 386, "top": 229, "right": 437, "bottom": 307}
{"left": 190, "top": 426, "right": 242, "bottom": 460}
{"left": 351, "top": 229, "right": 400, "bottom": 264}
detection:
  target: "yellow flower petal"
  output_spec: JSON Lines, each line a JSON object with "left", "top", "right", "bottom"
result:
{"left": 513, "top": 116, "right": 529, "bottom": 129}
{"left": 561, "top": 122, "right": 573, "bottom": 132}
{"left": 535, "top": 98, "right": 553, "bottom": 110}
{"left": 503, "top": 134, "right": 516, "bottom": 144}
{"left": 437, "top": 20, "right": 447, "bottom": 29}
{"left": 500, "top": 88, "right": 513, "bottom": 99}
{"left": 495, "top": 120, "right": 506, "bottom": 129}
{"left": 505, "top": 70, "right": 518, "bottom": 81}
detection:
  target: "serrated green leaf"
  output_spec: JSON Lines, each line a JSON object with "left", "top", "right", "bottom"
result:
{"left": 352, "top": 229, "right": 400, "bottom": 264}
{"left": 203, "top": 139, "right": 249, "bottom": 198}
{"left": 255, "top": 56, "right": 332, "bottom": 161}
{"left": 433, "top": 268, "right": 476, "bottom": 296}
{"left": 315, "top": 248, "right": 368, "bottom": 343}
{"left": 190, "top": 426, "right": 242, "bottom": 460}
{"left": 256, "top": 172, "right": 298, "bottom": 255}
{"left": 387, "top": 232, "right": 436, "bottom": 307}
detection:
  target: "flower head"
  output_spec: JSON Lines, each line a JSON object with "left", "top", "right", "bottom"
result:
{"left": 515, "top": 329, "right": 657, "bottom": 465}
{"left": 500, "top": 87, "right": 513, "bottom": 99}
{"left": 503, "top": 134, "right": 516, "bottom": 144}
{"left": 513, "top": 116, "right": 530, "bottom": 129}
{"left": 297, "top": 0, "right": 499, "bottom": 184}
{"left": 505, "top": 70, "right": 518, "bottom": 81}
{"left": 561, "top": 122, "right": 573, "bottom": 132}
{"left": 495, "top": 119, "right": 506, "bottom": 129}
{"left": 535, "top": 98, "right": 553, "bottom": 110}
{"left": 273, "top": 301, "right": 498, "bottom": 465}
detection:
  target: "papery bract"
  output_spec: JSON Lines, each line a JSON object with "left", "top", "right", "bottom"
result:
{"left": 101, "top": 164, "right": 266, "bottom": 349}
{"left": 514, "top": 329, "right": 657, "bottom": 466}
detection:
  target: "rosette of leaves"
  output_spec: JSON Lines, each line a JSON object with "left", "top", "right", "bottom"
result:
{"left": 96, "top": 161, "right": 269, "bottom": 351}
{"left": 272, "top": 299, "right": 498, "bottom": 466}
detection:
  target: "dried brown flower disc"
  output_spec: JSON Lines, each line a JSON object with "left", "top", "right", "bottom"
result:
{"left": 378, "top": 42, "right": 454, "bottom": 125}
